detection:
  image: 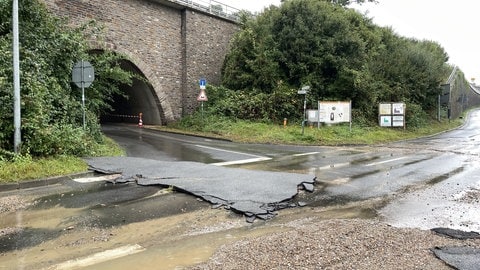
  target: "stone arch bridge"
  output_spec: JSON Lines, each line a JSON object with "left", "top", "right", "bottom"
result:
{"left": 42, "top": 0, "right": 239, "bottom": 125}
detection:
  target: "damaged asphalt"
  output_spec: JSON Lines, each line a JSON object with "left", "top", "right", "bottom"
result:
{"left": 86, "top": 156, "right": 316, "bottom": 222}
{"left": 85, "top": 156, "right": 480, "bottom": 268}
{"left": 431, "top": 228, "right": 480, "bottom": 270}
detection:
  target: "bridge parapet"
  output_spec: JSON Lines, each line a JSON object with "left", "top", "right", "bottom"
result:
{"left": 164, "top": 0, "right": 241, "bottom": 21}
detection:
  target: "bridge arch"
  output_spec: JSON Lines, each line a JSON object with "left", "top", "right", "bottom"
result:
{"left": 113, "top": 48, "right": 173, "bottom": 125}
{"left": 42, "top": 0, "right": 238, "bottom": 124}
{"left": 90, "top": 44, "right": 172, "bottom": 125}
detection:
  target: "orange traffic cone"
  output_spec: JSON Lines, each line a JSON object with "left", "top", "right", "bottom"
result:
{"left": 138, "top": 113, "right": 143, "bottom": 128}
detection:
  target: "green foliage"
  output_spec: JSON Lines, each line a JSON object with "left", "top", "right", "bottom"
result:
{"left": 221, "top": 0, "right": 451, "bottom": 127}
{"left": 0, "top": 0, "right": 135, "bottom": 158}
{"left": 404, "top": 102, "right": 428, "bottom": 129}
{"left": 203, "top": 84, "right": 301, "bottom": 122}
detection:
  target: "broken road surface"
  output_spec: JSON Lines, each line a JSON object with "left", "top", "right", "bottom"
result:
{"left": 86, "top": 157, "right": 316, "bottom": 222}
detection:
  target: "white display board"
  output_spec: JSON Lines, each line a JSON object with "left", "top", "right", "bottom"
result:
{"left": 318, "top": 101, "right": 352, "bottom": 124}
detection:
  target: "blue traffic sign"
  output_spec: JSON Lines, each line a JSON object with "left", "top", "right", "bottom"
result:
{"left": 199, "top": 78, "right": 206, "bottom": 89}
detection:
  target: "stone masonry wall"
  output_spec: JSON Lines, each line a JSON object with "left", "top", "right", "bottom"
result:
{"left": 183, "top": 9, "right": 238, "bottom": 114}
{"left": 41, "top": 0, "right": 238, "bottom": 122}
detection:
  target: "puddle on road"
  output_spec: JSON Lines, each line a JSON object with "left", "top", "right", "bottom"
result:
{"left": 75, "top": 205, "right": 379, "bottom": 270}
{"left": 31, "top": 182, "right": 161, "bottom": 209}
{"left": 0, "top": 190, "right": 380, "bottom": 270}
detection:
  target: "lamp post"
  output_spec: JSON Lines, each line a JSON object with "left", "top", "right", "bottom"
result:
{"left": 13, "top": 0, "right": 21, "bottom": 153}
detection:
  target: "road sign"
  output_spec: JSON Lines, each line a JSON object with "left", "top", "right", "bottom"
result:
{"left": 72, "top": 60, "right": 95, "bottom": 130}
{"left": 72, "top": 61, "right": 95, "bottom": 88}
{"left": 199, "top": 78, "right": 207, "bottom": 90}
{"left": 298, "top": 85, "right": 310, "bottom": 95}
{"left": 197, "top": 89, "right": 208, "bottom": 101}
{"left": 297, "top": 90, "right": 307, "bottom": 95}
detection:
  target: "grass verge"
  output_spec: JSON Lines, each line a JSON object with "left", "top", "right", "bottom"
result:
{"left": 0, "top": 136, "right": 124, "bottom": 184}
{"left": 157, "top": 115, "right": 464, "bottom": 146}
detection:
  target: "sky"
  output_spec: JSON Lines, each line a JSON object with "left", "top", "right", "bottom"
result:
{"left": 221, "top": 0, "right": 479, "bottom": 84}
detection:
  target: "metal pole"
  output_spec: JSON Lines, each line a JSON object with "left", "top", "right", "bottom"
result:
{"left": 437, "top": 95, "right": 441, "bottom": 121}
{"left": 302, "top": 94, "right": 306, "bottom": 135}
{"left": 81, "top": 60, "right": 86, "bottom": 130}
{"left": 13, "top": 0, "right": 21, "bottom": 153}
{"left": 82, "top": 83, "right": 85, "bottom": 130}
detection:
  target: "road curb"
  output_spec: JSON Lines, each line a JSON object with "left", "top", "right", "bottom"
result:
{"left": 0, "top": 171, "right": 94, "bottom": 192}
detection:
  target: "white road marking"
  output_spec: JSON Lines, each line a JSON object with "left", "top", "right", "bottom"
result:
{"left": 194, "top": 144, "right": 266, "bottom": 158}
{"left": 211, "top": 157, "right": 272, "bottom": 166}
{"left": 293, "top": 152, "right": 320, "bottom": 157}
{"left": 73, "top": 174, "right": 122, "bottom": 183}
{"left": 365, "top": 157, "right": 407, "bottom": 167}
{"left": 195, "top": 144, "right": 272, "bottom": 166}
{"left": 48, "top": 244, "right": 145, "bottom": 270}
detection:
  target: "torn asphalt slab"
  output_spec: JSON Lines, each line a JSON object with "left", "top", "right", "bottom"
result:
{"left": 431, "top": 228, "right": 480, "bottom": 269}
{"left": 432, "top": 227, "right": 480, "bottom": 240}
{"left": 86, "top": 157, "right": 316, "bottom": 221}
{"left": 432, "top": 246, "right": 480, "bottom": 270}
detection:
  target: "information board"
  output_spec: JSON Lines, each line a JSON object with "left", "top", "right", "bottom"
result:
{"left": 318, "top": 101, "right": 351, "bottom": 124}
{"left": 379, "top": 102, "right": 405, "bottom": 128}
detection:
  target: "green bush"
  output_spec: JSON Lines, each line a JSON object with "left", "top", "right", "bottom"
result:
{"left": 204, "top": 85, "right": 301, "bottom": 122}
{"left": 405, "top": 102, "right": 428, "bottom": 129}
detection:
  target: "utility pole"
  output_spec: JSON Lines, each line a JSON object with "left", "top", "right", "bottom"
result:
{"left": 13, "top": 0, "right": 21, "bottom": 153}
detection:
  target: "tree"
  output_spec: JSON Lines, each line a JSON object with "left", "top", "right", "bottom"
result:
{"left": 220, "top": 0, "right": 449, "bottom": 125}
{"left": 0, "top": 0, "right": 135, "bottom": 157}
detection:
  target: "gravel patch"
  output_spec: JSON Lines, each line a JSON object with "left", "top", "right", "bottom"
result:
{"left": 190, "top": 218, "right": 480, "bottom": 270}
{"left": 61, "top": 227, "right": 113, "bottom": 247}
{"left": 0, "top": 227, "right": 23, "bottom": 237}
{"left": 454, "top": 188, "right": 480, "bottom": 204}
{"left": 0, "top": 195, "right": 30, "bottom": 213}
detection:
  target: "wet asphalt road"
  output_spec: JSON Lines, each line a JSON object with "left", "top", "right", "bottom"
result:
{"left": 2, "top": 110, "right": 480, "bottom": 269}
{"left": 101, "top": 109, "right": 480, "bottom": 230}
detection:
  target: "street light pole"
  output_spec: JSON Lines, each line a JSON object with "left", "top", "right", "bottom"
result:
{"left": 13, "top": 0, "right": 21, "bottom": 153}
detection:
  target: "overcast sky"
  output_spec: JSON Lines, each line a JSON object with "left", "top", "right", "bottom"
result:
{"left": 221, "top": 0, "right": 479, "bottom": 83}
{"left": 350, "top": 0, "right": 479, "bottom": 83}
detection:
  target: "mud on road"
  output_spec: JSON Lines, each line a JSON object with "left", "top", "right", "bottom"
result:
{"left": 1, "top": 183, "right": 480, "bottom": 270}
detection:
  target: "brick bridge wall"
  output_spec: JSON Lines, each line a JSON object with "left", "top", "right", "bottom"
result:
{"left": 41, "top": 0, "right": 238, "bottom": 123}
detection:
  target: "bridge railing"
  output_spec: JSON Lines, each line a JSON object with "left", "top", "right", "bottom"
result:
{"left": 169, "top": 0, "right": 241, "bottom": 21}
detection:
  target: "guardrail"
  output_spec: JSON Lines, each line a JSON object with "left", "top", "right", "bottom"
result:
{"left": 446, "top": 65, "right": 458, "bottom": 84}
{"left": 167, "top": 0, "right": 241, "bottom": 21}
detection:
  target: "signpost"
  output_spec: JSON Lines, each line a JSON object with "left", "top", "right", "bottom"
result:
{"left": 298, "top": 86, "right": 310, "bottom": 135}
{"left": 197, "top": 78, "right": 208, "bottom": 119}
{"left": 72, "top": 60, "right": 95, "bottom": 130}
